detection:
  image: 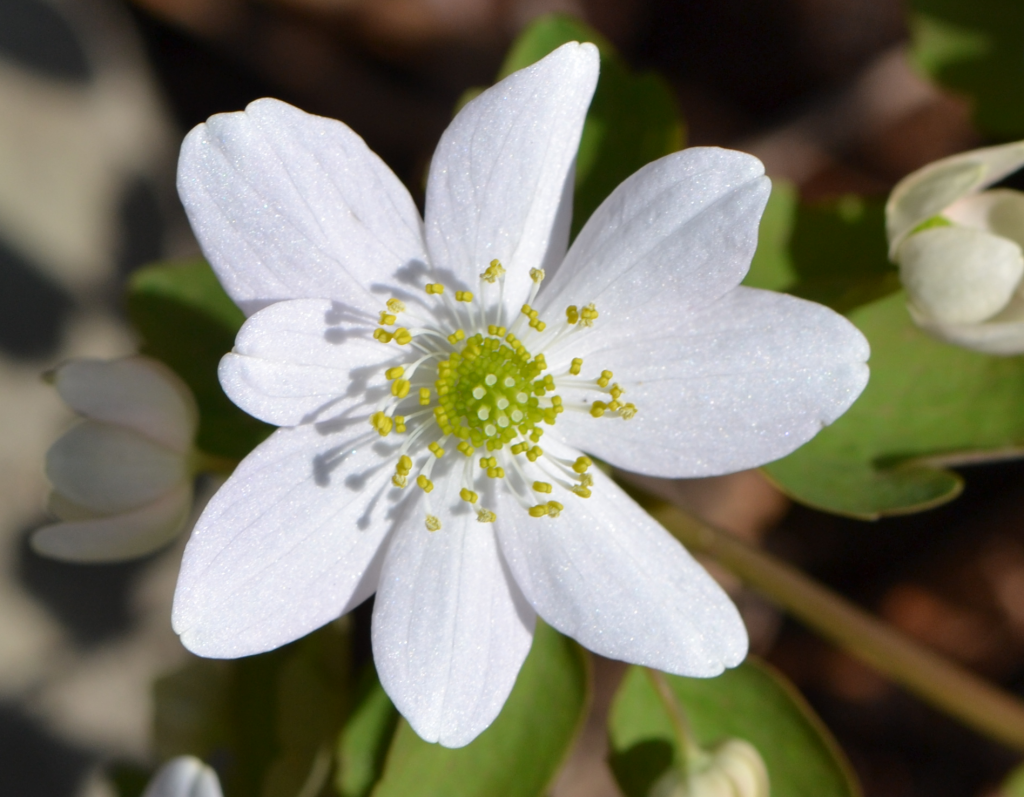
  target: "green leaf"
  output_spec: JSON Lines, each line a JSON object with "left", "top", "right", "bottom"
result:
{"left": 745, "top": 184, "right": 900, "bottom": 314}
{"left": 496, "top": 13, "right": 684, "bottom": 237}
{"left": 608, "top": 660, "right": 860, "bottom": 797}
{"left": 908, "top": 0, "right": 1024, "bottom": 139}
{"left": 126, "top": 258, "right": 272, "bottom": 460}
{"left": 336, "top": 666, "right": 400, "bottom": 797}
{"left": 763, "top": 289, "right": 1024, "bottom": 517}
{"left": 371, "top": 620, "right": 590, "bottom": 797}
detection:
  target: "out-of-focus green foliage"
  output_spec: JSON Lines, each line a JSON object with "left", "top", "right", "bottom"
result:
{"left": 490, "top": 13, "right": 684, "bottom": 238}
{"left": 1001, "top": 762, "right": 1024, "bottom": 796}
{"left": 127, "top": 258, "right": 272, "bottom": 460}
{"left": 745, "top": 182, "right": 900, "bottom": 314}
{"left": 608, "top": 660, "right": 860, "bottom": 797}
{"left": 152, "top": 621, "right": 350, "bottom": 797}
{"left": 336, "top": 668, "right": 399, "bottom": 797}
{"left": 371, "top": 621, "right": 590, "bottom": 797}
{"left": 909, "top": 0, "right": 1024, "bottom": 139}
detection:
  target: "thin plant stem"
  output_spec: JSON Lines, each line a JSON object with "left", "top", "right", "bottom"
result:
{"left": 650, "top": 502, "right": 1024, "bottom": 752}
{"left": 645, "top": 667, "right": 706, "bottom": 774}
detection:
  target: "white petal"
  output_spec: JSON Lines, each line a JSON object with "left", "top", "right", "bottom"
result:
{"left": 32, "top": 482, "right": 192, "bottom": 563}
{"left": 495, "top": 449, "right": 747, "bottom": 676}
{"left": 424, "top": 42, "right": 598, "bottom": 313}
{"left": 907, "top": 301, "right": 1024, "bottom": 355}
{"left": 219, "top": 298, "right": 393, "bottom": 426}
{"left": 537, "top": 147, "right": 770, "bottom": 323}
{"left": 142, "top": 757, "right": 223, "bottom": 797}
{"left": 552, "top": 287, "right": 869, "bottom": 478}
{"left": 944, "top": 188, "right": 1024, "bottom": 248}
{"left": 172, "top": 424, "right": 396, "bottom": 658}
{"left": 372, "top": 464, "right": 535, "bottom": 748}
{"left": 887, "top": 140, "right": 1024, "bottom": 254}
{"left": 53, "top": 357, "right": 197, "bottom": 453}
{"left": 898, "top": 226, "right": 1023, "bottom": 324}
{"left": 46, "top": 421, "right": 188, "bottom": 513}
{"left": 178, "top": 98, "right": 428, "bottom": 315}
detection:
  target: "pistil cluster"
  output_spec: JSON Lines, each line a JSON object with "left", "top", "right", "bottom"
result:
{"left": 367, "top": 261, "right": 636, "bottom": 530}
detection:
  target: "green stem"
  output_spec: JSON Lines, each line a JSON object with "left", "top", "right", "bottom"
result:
{"left": 651, "top": 503, "right": 1024, "bottom": 752}
{"left": 189, "top": 449, "right": 239, "bottom": 476}
{"left": 645, "top": 667, "right": 707, "bottom": 774}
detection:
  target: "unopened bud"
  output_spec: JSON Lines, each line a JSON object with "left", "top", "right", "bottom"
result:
{"left": 886, "top": 140, "right": 1024, "bottom": 354}
{"left": 651, "top": 739, "right": 769, "bottom": 797}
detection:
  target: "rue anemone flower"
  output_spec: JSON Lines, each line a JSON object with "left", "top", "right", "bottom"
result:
{"left": 172, "top": 42, "right": 869, "bottom": 746}
{"left": 887, "top": 140, "right": 1024, "bottom": 354}
{"left": 34, "top": 356, "right": 199, "bottom": 562}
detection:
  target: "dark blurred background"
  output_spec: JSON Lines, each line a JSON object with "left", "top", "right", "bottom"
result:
{"left": 0, "top": 0, "right": 1019, "bottom": 795}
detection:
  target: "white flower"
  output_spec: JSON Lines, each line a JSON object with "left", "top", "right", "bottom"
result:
{"left": 33, "top": 356, "right": 198, "bottom": 562}
{"left": 886, "top": 140, "right": 1024, "bottom": 353}
{"left": 172, "top": 42, "right": 869, "bottom": 747}
{"left": 142, "top": 756, "right": 222, "bottom": 797}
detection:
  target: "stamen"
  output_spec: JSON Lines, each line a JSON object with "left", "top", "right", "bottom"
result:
{"left": 416, "top": 475, "right": 434, "bottom": 493}
{"left": 570, "top": 358, "right": 582, "bottom": 375}
{"left": 387, "top": 298, "right": 406, "bottom": 313}
{"left": 533, "top": 481, "right": 552, "bottom": 493}
{"left": 580, "top": 304, "right": 598, "bottom": 327}
{"left": 428, "top": 441, "right": 444, "bottom": 458}
{"left": 456, "top": 291, "right": 474, "bottom": 302}
{"left": 385, "top": 366, "right": 405, "bottom": 379}
{"left": 425, "top": 515, "right": 441, "bottom": 531}
{"left": 426, "top": 283, "right": 445, "bottom": 295}
{"left": 476, "top": 508, "right": 497, "bottom": 523}
{"left": 480, "top": 259, "right": 505, "bottom": 283}
{"left": 460, "top": 488, "right": 478, "bottom": 504}
{"left": 380, "top": 312, "right": 396, "bottom": 325}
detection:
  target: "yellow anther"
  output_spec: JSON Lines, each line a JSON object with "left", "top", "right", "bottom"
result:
{"left": 416, "top": 475, "right": 434, "bottom": 493}
{"left": 394, "top": 415, "right": 407, "bottom": 433}
{"left": 530, "top": 268, "right": 545, "bottom": 283}
{"left": 529, "top": 319, "right": 547, "bottom": 332}
{"left": 460, "top": 488, "right": 479, "bottom": 504}
{"left": 373, "top": 329, "right": 394, "bottom": 343}
{"left": 393, "top": 328, "right": 412, "bottom": 345}
{"left": 580, "top": 303, "right": 598, "bottom": 326}
{"left": 391, "top": 379, "right": 410, "bottom": 398}
{"left": 387, "top": 298, "right": 405, "bottom": 313}
{"left": 476, "top": 508, "right": 497, "bottom": 523}
{"left": 572, "top": 485, "right": 592, "bottom": 498}
{"left": 447, "top": 329, "right": 465, "bottom": 345}
{"left": 597, "top": 370, "right": 613, "bottom": 388}
{"left": 392, "top": 473, "right": 408, "bottom": 488}
{"left": 456, "top": 291, "right": 474, "bottom": 302}
{"left": 609, "top": 384, "right": 623, "bottom": 400}
{"left": 590, "top": 401, "right": 607, "bottom": 417}
{"left": 578, "top": 473, "right": 593, "bottom": 488}
{"left": 426, "top": 515, "right": 441, "bottom": 532}
{"left": 487, "top": 324, "right": 507, "bottom": 336}
{"left": 608, "top": 400, "right": 622, "bottom": 411}
{"left": 529, "top": 501, "right": 564, "bottom": 518}
{"left": 511, "top": 443, "right": 527, "bottom": 455}
{"left": 570, "top": 358, "right": 583, "bottom": 376}
{"left": 419, "top": 387, "right": 431, "bottom": 405}
{"left": 479, "top": 456, "right": 497, "bottom": 469}
{"left": 457, "top": 441, "right": 475, "bottom": 457}
{"left": 481, "top": 259, "right": 505, "bottom": 283}
{"left": 397, "top": 455, "right": 413, "bottom": 473}
{"left": 425, "top": 283, "right": 445, "bottom": 295}
{"left": 572, "top": 456, "right": 593, "bottom": 474}
{"left": 428, "top": 442, "right": 444, "bottom": 458}
{"left": 618, "top": 403, "right": 638, "bottom": 419}
{"left": 370, "top": 411, "right": 393, "bottom": 436}
{"left": 533, "top": 481, "right": 552, "bottom": 493}
{"left": 486, "top": 467, "right": 505, "bottom": 479}
{"left": 379, "top": 312, "right": 396, "bottom": 325}
{"left": 526, "top": 445, "right": 543, "bottom": 462}
{"left": 385, "top": 366, "right": 405, "bottom": 379}
{"left": 521, "top": 304, "right": 534, "bottom": 317}
{"left": 566, "top": 305, "right": 579, "bottom": 325}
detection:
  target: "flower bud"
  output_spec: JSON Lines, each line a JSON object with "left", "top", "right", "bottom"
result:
{"left": 886, "top": 141, "right": 1024, "bottom": 354}
{"left": 32, "top": 356, "right": 199, "bottom": 562}
{"left": 651, "top": 738, "right": 770, "bottom": 797}
{"left": 142, "top": 756, "right": 222, "bottom": 797}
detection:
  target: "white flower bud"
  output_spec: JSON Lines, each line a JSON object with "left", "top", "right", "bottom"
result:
{"left": 886, "top": 141, "right": 1024, "bottom": 354}
{"left": 142, "top": 757, "right": 222, "bottom": 797}
{"left": 650, "top": 738, "right": 770, "bottom": 797}
{"left": 32, "top": 356, "right": 199, "bottom": 562}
